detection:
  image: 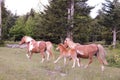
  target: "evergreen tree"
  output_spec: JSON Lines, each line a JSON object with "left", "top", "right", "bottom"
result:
{"left": 73, "top": 0, "right": 93, "bottom": 43}
{"left": 0, "top": 0, "right": 2, "bottom": 40}
{"left": 40, "top": 0, "right": 68, "bottom": 43}
{"left": 2, "top": 0, "right": 18, "bottom": 40}
{"left": 40, "top": 0, "right": 93, "bottom": 43}
{"left": 99, "top": 0, "right": 120, "bottom": 48}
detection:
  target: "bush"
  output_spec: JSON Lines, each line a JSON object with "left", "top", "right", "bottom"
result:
{"left": 107, "top": 53, "right": 120, "bottom": 68}
{"left": 0, "top": 40, "right": 4, "bottom": 47}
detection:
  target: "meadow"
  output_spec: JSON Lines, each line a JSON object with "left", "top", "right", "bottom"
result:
{"left": 0, "top": 46, "right": 120, "bottom": 80}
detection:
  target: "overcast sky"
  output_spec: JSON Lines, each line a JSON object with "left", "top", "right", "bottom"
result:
{"left": 5, "top": 0, "right": 113, "bottom": 18}
{"left": 5, "top": 0, "right": 49, "bottom": 15}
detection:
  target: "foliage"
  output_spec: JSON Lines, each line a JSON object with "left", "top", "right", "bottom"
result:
{"left": 9, "top": 9, "right": 43, "bottom": 41}
{"left": 2, "top": 0, "right": 18, "bottom": 40}
{"left": 3, "top": 0, "right": 120, "bottom": 46}
{"left": 9, "top": 16, "right": 25, "bottom": 41}
{"left": 98, "top": 0, "right": 120, "bottom": 48}
{"left": 40, "top": 0, "right": 68, "bottom": 43}
{"left": 73, "top": 0, "right": 93, "bottom": 43}
{"left": 40, "top": 0, "right": 94, "bottom": 43}
{"left": 107, "top": 49, "right": 120, "bottom": 68}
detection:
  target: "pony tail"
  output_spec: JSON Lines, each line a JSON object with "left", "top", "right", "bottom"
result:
{"left": 46, "top": 41, "right": 54, "bottom": 59}
{"left": 97, "top": 44, "right": 108, "bottom": 65}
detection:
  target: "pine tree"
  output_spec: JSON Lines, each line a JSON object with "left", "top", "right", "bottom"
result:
{"left": 0, "top": 0, "right": 2, "bottom": 40}
{"left": 40, "top": 0, "right": 68, "bottom": 43}
{"left": 100, "top": 0, "right": 120, "bottom": 48}
{"left": 73, "top": 0, "right": 93, "bottom": 43}
{"left": 40, "top": 0, "right": 93, "bottom": 43}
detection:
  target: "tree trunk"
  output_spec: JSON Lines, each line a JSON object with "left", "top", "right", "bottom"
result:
{"left": 67, "top": 0, "right": 74, "bottom": 40}
{"left": 112, "top": 27, "right": 117, "bottom": 48}
{"left": 0, "top": 0, "right": 2, "bottom": 40}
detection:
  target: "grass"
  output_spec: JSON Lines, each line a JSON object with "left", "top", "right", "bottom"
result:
{"left": 0, "top": 47, "right": 120, "bottom": 80}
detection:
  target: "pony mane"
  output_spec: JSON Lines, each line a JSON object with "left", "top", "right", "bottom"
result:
{"left": 24, "top": 36, "right": 34, "bottom": 43}
{"left": 65, "top": 38, "right": 71, "bottom": 41}
{"left": 58, "top": 43, "right": 67, "bottom": 51}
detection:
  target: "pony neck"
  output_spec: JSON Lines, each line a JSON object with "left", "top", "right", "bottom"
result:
{"left": 25, "top": 37, "right": 34, "bottom": 43}
{"left": 59, "top": 44, "right": 67, "bottom": 52}
{"left": 67, "top": 40, "right": 76, "bottom": 49}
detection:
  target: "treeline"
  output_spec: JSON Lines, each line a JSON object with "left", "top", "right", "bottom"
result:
{"left": 2, "top": 0, "right": 120, "bottom": 47}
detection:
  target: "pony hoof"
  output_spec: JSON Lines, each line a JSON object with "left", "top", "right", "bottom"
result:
{"left": 101, "top": 65, "right": 105, "bottom": 71}
{"left": 41, "top": 60, "right": 44, "bottom": 63}
{"left": 84, "top": 65, "right": 88, "bottom": 69}
{"left": 54, "top": 61, "right": 57, "bottom": 64}
{"left": 72, "top": 66, "right": 75, "bottom": 68}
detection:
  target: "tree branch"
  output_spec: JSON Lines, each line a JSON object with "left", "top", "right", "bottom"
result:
{"left": 116, "top": 30, "right": 120, "bottom": 34}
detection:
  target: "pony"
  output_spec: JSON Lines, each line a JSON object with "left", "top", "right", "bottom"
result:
{"left": 19, "top": 36, "right": 54, "bottom": 62}
{"left": 64, "top": 38, "right": 108, "bottom": 71}
{"left": 54, "top": 43, "right": 80, "bottom": 68}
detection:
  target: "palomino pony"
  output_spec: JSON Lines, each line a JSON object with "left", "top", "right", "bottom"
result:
{"left": 19, "top": 36, "right": 54, "bottom": 62}
{"left": 64, "top": 38, "right": 108, "bottom": 71}
{"left": 54, "top": 43, "right": 80, "bottom": 68}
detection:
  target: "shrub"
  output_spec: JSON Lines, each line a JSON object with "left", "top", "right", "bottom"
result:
{"left": 107, "top": 53, "right": 120, "bottom": 68}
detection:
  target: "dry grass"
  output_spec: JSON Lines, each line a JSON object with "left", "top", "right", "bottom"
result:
{"left": 0, "top": 47, "right": 120, "bottom": 80}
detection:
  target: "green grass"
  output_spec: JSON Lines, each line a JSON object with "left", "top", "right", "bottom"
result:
{"left": 0, "top": 47, "right": 120, "bottom": 80}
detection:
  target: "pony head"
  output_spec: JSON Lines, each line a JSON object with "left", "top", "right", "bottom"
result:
{"left": 64, "top": 38, "right": 72, "bottom": 43}
{"left": 56, "top": 43, "right": 63, "bottom": 50}
{"left": 64, "top": 37, "right": 71, "bottom": 47}
{"left": 19, "top": 36, "right": 33, "bottom": 45}
{"left": 56, "top": 43, "right": 67, "bottom": 51}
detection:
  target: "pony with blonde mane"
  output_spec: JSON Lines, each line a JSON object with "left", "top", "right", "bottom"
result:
{"left": 64, "top": 38, "right": 108, "bottom": 71}
{"left": 54, "top": 43, "right": 80, "bottom": 68}
{"left": 19, "top": 36, "right": 54, "bottom": 62}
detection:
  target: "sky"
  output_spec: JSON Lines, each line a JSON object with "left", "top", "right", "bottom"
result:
{"left": 5, "top": 0, "right": 49, "bottom": 15}
{"left": 5, "top": 0, "right": 111, "bottom": 18}
{"left": 86, "top": 0, "right": 106, "bottom": 18}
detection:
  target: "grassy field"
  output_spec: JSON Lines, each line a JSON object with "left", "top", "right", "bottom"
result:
{"left": 0, "top": 47, "right": 120, "bottom": 80}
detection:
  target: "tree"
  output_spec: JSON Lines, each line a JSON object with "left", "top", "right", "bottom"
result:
{"left": 40, "top": 0, "right": 93, "bottom": 43}
{"left": 0, "top": 0, "right": 2, "bottom": 40}
{"left": 67, "top": 0, "right": 74, "bottom": 39}
{"left": 40, "top": 0, "right": 68, "bottom": 43}
{"left": 1, "top": 0, "right": 18, "bottom": 40}
{"left": 100, "top": 0, "right": 120, "bottom": 48}
{"left": 9, "top": 9, "right": 43, "bottom": 41}
{"left": 9, "top": 16, "right": 25, "bottom": 41}
{"left": 73, "top": 0, "right": 93, "bottom": 43}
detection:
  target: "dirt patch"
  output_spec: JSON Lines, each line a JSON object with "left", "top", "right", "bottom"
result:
{"left": 6, "top": 44, "right": 27, "bottom": 48}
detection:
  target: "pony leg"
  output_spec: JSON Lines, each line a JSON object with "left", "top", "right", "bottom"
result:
{"left": 72, "top": 58, "right": 76, "bottom": 68}
{"left": 48, "top": 50, "right": 54, "bottom": 59}
{"left": 76, "top": 58, "right": 80, "bottom": 67}
{"left": 85, "top": 57, "right": 93, "bottom": 68}
{"left": 54, "top": 56, "right": 63, "bottom": 64}
{"left": 26, "top": 53, "right": 30, "bottom": 59}
{"left": 41, "top": 55, "right": 45, "bottom": 63}
{"left": 29, "top": 53, "right": 33, "bottom": 60}
{"left": 40, "top": 52, "right": 45, "bottom": 63}
{"left": 97, "top": 56, "right": 105, "bottom": 71}
{"left": 64, "top": 57, "right": 67, "bottom": 65}
{"left": 78, "top": 58, "right": 83, "bottom": 67}
{"left": 46, "top": 50, "right": 50, "bottom": 61}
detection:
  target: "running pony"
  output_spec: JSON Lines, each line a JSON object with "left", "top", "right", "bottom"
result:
{"left": 54, "top": 43, "right": 80, "bottom": 68}
{"left": 64, "top": 38, "right": 108, "bottom": 71}
{"left": 19, "top": 36, "right": 54, "bottom": 62}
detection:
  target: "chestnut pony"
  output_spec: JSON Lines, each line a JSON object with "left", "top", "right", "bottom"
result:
{"left": 64, "top": 38, "right": 108, "bottom": 71}
{"left": 54, "top": 43, "right": 80, "bottom": 68}
{"left": 19, "top": 36, "right": 54, "bottom": 62}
